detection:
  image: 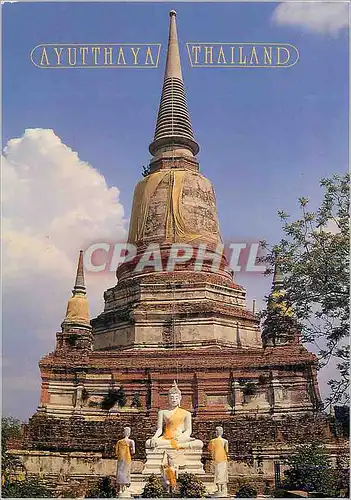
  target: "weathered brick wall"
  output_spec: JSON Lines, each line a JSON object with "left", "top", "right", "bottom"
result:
{"left": 21, "top": 412, "right": 336, "bottom": 462}
{"left": 22, "top": 415, "right": 155, "bottom": 458}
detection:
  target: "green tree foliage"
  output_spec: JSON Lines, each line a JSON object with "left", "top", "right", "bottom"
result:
{"left": 282, "top": 443, "right": 336, "bottom": 495}
{"left": 86, "top": 476, "right": 116, "bottom": 498}
{"left": 261, "top": 174, "right": 350, "bottom": 405}
{"left": 141, "top": 474, "right": 165, "bottom": 498}
{"left": 177, "top": 472, "right": 207, "bottom": 498}
{"left": 235, "top": 483, "right": 258, "bottom": 498}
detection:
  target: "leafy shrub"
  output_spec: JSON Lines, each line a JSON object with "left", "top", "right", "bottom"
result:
{"left": 131, "top": 391, "right": 142, "bottom": 408}
{"left": 86, "top": 477, "right": 116, "bottom": 498}
{"left": 2, "top": 477, "right": 53, "bottom": 498}
{"left": 235, "top": 483, "right": 258, "bottom": 498}
{"left": 141, "top": 474, "right": 165, "bottom": 498}
{"left": 67, "top": 334, "right": 79, "bottom": 346}
{"left": 242, "top": 382, "right": 257, "bottom": 397}
{"left": 177, "top": 472, "right": 206, "bottom": 498}
{"left": 2, "top": 416, "right": 27, "bottom": 493}
{"left": 101, "top": 387, "right": 127, "bottom": 410}
{"left": 283, "top": 443, "right": 336, "bottom": 496}
{"left": 332, "top": 455, "right": 350, "bottom": 497}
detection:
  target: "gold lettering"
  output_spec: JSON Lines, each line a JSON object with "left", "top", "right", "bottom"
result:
{"left": 104, "top": 47, "right": 113, "bottom": 65}
{"left": 277, "top": 46, "right": 290, "bottom": 65}
{"left": 68, "top": 47, "right": 77, "bottom": 66}
{"left": 53, "top": 47, "right": 63, "bottom": 66}
{"left": 263, "top": 46, "right": 272, "bottom": 65}
{"left": 217, "top": 46, "right": 227, "bottom": 64}
{"left": 191, "top": 46, "right": 201, "bottom": 64}
{"left": 92, "top": 47, "right": 101, "bottom": 65}
{"left": 131, "top": 47, "right": 140, "bottom": 65}
{"left": 144, "top": 46, "right": 155, "bottom": 65}
{"left": 204, "top": 46, "right": 213, "bottom": 64}
{"left": 239, "top": 47, "right": 247, "bottom": 65}
{"left": 80, "top": 47, "right": 89, "bottom": 65}
{"left": 231, "top": 46, "right": 235, "bottom": 64}
{"left": 39, "top": 47, "right": 50, "bottom": 66}
{"left": 249, "top": 47, "right": 259, "bottom": 65}
{"left": 117, "top": 47, "right": 126, "bottom": 65}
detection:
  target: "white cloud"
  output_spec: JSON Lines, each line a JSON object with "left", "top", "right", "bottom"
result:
{"left": 2, "top": 128, "right": 127, "bottom": 419}
{"left": 272, "top": 1, "right": 349, "bottom": 35}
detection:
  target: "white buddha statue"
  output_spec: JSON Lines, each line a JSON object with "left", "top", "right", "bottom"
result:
{"left": 115, "top": 426, "right": 135, "bottom": 497}
{"left": 208, "top": 426, "right": 229, "bottom": 496}
{"left": 146, "top": 381, "right": 203, "bottom": 450}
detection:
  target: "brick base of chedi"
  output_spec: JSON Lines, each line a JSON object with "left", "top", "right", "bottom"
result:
{"left": 8, "top": 11, "right": 348, "bottom": 496}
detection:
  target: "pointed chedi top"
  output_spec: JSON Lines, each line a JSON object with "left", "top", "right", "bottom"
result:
{"left": 149, "top": 10, "right": 199, "bottom": 158}
{"left": 164, "top": 10, "right": 182, "bottom": 80}
{"left": 62, "top": 250, "right": 91, "bottom": 329}
{"left": 73, "top": 250, "right": 86, "bottom": 296}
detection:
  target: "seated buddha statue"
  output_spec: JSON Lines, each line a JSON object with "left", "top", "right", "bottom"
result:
{"left": 146, "top": 381, "right": 203, "bottom": 450}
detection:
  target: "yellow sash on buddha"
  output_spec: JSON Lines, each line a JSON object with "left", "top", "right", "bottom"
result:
{"left": 208, "top": 437, "right": 227, "bottom": 463}
{"left": 115, "top": 439, "right": 132, "bottom": 464}
{"left": 162, "top": 406, "right": 187, "bottom": 449}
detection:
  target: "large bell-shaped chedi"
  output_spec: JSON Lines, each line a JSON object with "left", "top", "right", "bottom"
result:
{"left": 92, "top": 11, "right": 260, "bottom": 350}
{"left": 127, "top": 10, "right": 220, "bottom": 251}
{"left": 118, "top": 10, "right": 228, "bottom": 282}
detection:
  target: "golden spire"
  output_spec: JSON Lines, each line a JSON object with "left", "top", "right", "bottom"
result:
{"left": 269, "top": 260, "right": 293, "bottom": 317}
{"left": 62, "top": 251, "right": 91, "bottom": 329}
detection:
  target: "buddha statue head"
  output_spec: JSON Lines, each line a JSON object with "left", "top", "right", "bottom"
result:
{"left": 123, "top": 426, "right": 131, "bottom": 438}
{"left": 168, "top": 380, "right": 182, "bottom": 408}
{"left": 215, "top": 426, "right": 224, "bottom": 438}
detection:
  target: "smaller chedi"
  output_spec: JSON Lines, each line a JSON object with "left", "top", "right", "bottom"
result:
{"left": 143, "top": 381, "right": 204, "bottom": 476}
{"left": 208, "top": 426, "right": 229, "bottom": 497}
{"left": 115, "top": 426, "right": 135, "bottom": 497}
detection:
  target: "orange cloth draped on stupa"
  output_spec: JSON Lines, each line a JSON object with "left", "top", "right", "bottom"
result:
{"left": 128, "top": 169, "right": 213, "bottom": 244}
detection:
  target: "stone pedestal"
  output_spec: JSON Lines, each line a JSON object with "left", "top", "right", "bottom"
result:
{"left": 142, "top": 448, "right": 205, "bottom": 476}
{"left": 212, "top": 489, "right": 228, "bottom": 498}
{"left": 117, "top": 489, "right": 131, "bottom": 498}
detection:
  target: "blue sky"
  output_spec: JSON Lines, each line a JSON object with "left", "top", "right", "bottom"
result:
{"left": 2, "top": 2, "right": 349, "bottom": 419}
